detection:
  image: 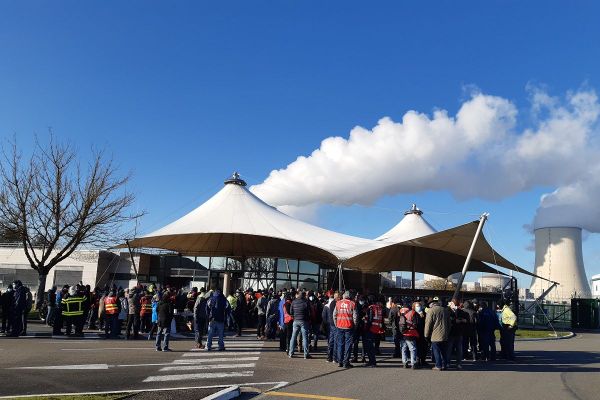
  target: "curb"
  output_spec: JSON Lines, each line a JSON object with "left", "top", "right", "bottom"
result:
{"left": 515, "top": 332, "right": 575, "bottom": 341}
{"left": 202, "top": 385, "right": 240, "bottom": 400}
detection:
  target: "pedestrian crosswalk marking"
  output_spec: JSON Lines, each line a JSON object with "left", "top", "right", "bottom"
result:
{"left": 143, "top": 371, "right": 254, "bottom": 382}
{"left": 183, "top": 351, "right": 261, "bottom": 357}
{"left": 140, "top": 337, "right": 265, "bottom": 383}
{"left": 160, "top": 363, "right": 256, "bottom": 372}
{"left": 173, "top": 357, "right": 260, "bottom": 364}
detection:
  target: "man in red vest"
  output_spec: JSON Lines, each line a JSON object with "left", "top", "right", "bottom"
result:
{"left": 364, "top": 295, "right": 383, "bottom": 367}
{"left": 333, "top": 291, "right": 358, "bottom": 368}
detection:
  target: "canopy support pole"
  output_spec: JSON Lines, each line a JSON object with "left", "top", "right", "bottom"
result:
{"left": 125, "top": 240, "right": 139, "bottom": 283}
{"left": 338, "top": 263, "right": 343, "bottom": 293}
{"left": 452, "top": 213, "right": 489, "bottom": 300}
{"left": 411, "top": 247, "right": 416, "bottom": 289}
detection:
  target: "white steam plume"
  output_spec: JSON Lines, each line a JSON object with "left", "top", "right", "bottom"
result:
{"left": 251, "top": 87, "right": 600, "bottom": 231}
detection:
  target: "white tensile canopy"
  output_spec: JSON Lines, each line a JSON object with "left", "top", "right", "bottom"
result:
{"left": 375, "top": 204, "right": 437, "bottom": 242}
{"left": 122, "top": 174, "right": 379, "bottom": 265}
{"left": 121, "top": 173, "right": 537, "bottom": 280}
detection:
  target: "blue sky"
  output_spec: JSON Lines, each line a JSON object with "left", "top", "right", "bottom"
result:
{"left": 1, "top": 1, "right": 599, "bottom": 285}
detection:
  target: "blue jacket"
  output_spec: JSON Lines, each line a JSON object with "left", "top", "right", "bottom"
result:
{"left": 207, "top": 291, "right": 230, "bottom": 323}
{"left": 278, "top": 297, "right": 285, "bottom": 326}
{"left": 151, "top": 300, "right": 159, "bottom": 323}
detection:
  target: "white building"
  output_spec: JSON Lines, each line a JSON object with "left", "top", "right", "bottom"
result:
{"left": 592, "top": 274, "right": 600, "bottom": 298}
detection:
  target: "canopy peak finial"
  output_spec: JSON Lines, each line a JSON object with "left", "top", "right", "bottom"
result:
{"left": 224, "top": 171, "right": 247, "bottom": 186}
{"left": 404, "top": 203, "right": 423, "bottom": 216}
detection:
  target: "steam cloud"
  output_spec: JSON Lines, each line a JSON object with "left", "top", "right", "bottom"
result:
{"left": 251, "top": 87, "right": 600, "bottom": 232}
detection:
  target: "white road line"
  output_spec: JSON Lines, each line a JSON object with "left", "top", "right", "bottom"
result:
{"left": 0, "top": 382, "right": 289, "bottom": 399}
{"left": 159, "top": 363, "right": 256, "bottom": 372}
{"left": 143, "top": 371, "right": 254, "bottom": 382}
{"left": 173, "top": 357, "right": 259, "bottom": 364}
{"left": 13, "top": 364, "right": 109, "bottom": 370}
{"left": 183, "top": 351, "right": 261, "bottom": 357}
{"left": 62, "top": 347, "right": 156, "bottom": 351}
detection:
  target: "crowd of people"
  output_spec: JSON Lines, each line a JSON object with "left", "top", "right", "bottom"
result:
{"left": 0, "top": 280, "right": 519, "bottom": 370}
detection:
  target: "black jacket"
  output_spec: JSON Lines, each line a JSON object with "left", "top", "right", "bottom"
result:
{"left": 290, "top": 298, "right": 310, "bottom": 322}
{"left": 157, "top": 300, "right": 174, "bottom": 327}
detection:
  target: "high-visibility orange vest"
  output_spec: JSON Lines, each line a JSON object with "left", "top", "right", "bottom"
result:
{"left": 104, "top": 296, "right": 118, "bottom": 315}
{"left": 368, "top": 303, "right": 384, "bottom": 334}
{"left": 335, "top": 299, "right": 356, "bottom": 329}
{"left": 140, "top": 295, "right": 153, "bottom": 316}
{"left": 283, "top": 300, "right": 293, "bottom": 324}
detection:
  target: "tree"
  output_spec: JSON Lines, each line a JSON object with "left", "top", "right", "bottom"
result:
{"left": 0, "top": 136, "right": 141, "bottom": 308}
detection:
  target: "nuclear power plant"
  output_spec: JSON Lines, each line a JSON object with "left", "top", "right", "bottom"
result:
{"left": 530, "top": 226, "right": 592, "bottom": 301}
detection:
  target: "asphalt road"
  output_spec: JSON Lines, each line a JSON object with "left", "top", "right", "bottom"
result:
{"left": 0, "top": 325, "right": 598, "bottom": 400}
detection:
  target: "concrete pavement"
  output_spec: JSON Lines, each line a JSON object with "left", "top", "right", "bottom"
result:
{"left": 0, "top": 325, "right": 598, "bottom": 400}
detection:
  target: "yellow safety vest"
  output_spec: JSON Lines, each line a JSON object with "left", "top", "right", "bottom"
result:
{"left": 61, "top": 296, "right": 87, "bottom": 317}
{"left": 501, "top": 305, "right": 517, "bottom": 328}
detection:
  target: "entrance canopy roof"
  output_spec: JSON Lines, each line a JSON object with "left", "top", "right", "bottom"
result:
{"left": 121, "top": 174, "right": 377, "bottom": 265}
{"left": 120, "top": 173, "right": 541, "bottom": 280}
{"left": 344, "top": 220, "right": 539, "bottom": 279}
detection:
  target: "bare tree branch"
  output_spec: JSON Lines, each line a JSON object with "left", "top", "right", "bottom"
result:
{"left": 0, "top": 133, "right": 144, "bottom": 307}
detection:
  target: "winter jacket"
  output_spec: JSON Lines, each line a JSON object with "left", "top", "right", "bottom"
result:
{"left": 424, "top": 302, "right": 451, "bottom": 342}
{"left": 207, "top": 291, "right": 230, "bottom": 323}
{"left": 194, "top": 295, "right": 208, "bottom": 320}
{"left": 151, "top": 298, "right": 159, "bottom": 323}
{"left": 325, "top": 299, "right": 337, "bottom": 326}
{"left": 13, "top": 285, "right": 27, "bottom": 312}
{"left": 157, "top": 299, "right": 174, "bottom": 327}
{"left": 290, "top": 298, "right": 310, "bottom": 322}
{"left": 128, "top": 293, "right": 141, "bottom": 315}
{"left": 448, "top": 307, "right": 469, "bottom": 337}
{"left": 256, "top": 296, "right": 268, "bottom": 316}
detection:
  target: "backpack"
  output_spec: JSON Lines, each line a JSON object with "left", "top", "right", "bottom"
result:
{"left": 398, "top": 313, "right": 408, "bottom": 334}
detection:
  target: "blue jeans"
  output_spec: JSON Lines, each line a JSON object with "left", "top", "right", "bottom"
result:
{"left": 446, "top": 335, "right": 463, "bottom": 367}
{"left": 155, "top": 326, "right": 170, "bottom": 350}
{"left": 336, "top": 328, "right": 354, "bottom": 366}
{"left": 207, "top": 320, "right": 225, "bottom": 350}
{"left": 327, "top": 325, "right": 337, "bottom": 361}
{"left": 401, "top": 338, "right": 417, "bottom": 366}
{"left": 289, "top": 320, "right": 309, "bottom": 357}
{"left": 431, "top": 341, "right": 447, "bottom": 369}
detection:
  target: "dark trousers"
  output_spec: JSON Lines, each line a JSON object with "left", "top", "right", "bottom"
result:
{"left": 140, "top": 314, "right": 152, "bottom": 333}
{"left": 11, "top": 311, "right": 23, "bottom": 336}
{"left": 126, "top": 314, "right": 141, "bottom": 339}
{"left": 352, "top": 329, "right": 366, "bottom": 361}
{"left": 480, "top": 330, "right": 496, "bottom": 361}
{"left": 1, "top": 312, "right": 11, "bottom": 332}
{"left": 311, "top": 323, "right": 320, "bottom": 350}
{"left": 463, "top": 333, "right": 478, "bottom": 360}
{"left": 327, "top": 325, "right": 337, "bottom": 362}
{"left": 500, "top": 327, "right": 516, "bottom": 360}
{"left": 416, "top": 337, "right": 428, "bottom": 364}
{"left": 88, "top": 308, "right": 98, "bottom": 329}
{"left": 194, "top": 317, "right": 206, "bottom": 345}
{"left": 336, "top": 328, "right": 354, "bottom": 367}
{"left": 21, "top": 309, "right": 29, "bottom": 334}
{"left": 235, "top": 313, "right": 244, "bottom": 335}
{"left": 392, "top": 333, "right": 401, "bottom": 357}
{"left": 52, "top": 312, "right": 63, "bottom": 335}
{"left": 104, "top": 314, "right": 118, "bottom": 338}
{"left": 431, "top": 341, "right": 447, "bottom": 369}
{"left": 364, "top": 331, "right": 377, "bottom": 365}
{"left": 256, "top": 314, "right": 266, "bottom": 337}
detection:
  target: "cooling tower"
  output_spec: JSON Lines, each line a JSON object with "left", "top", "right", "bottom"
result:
{"left": 530, "top": 227, "right": 591, "bottom": 301}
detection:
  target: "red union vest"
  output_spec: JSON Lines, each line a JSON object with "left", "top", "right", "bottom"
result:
{"left": 104, "top": 296, "right": 118, "bottom": 315}
{"left": 335, "top": 299, "right": 356, "bottom": 329}
{"left": 403, "top": 310, "right": 420, "bottom": 339}
{"left": 368, "top": 303, "right": 384, "bottom": 334}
